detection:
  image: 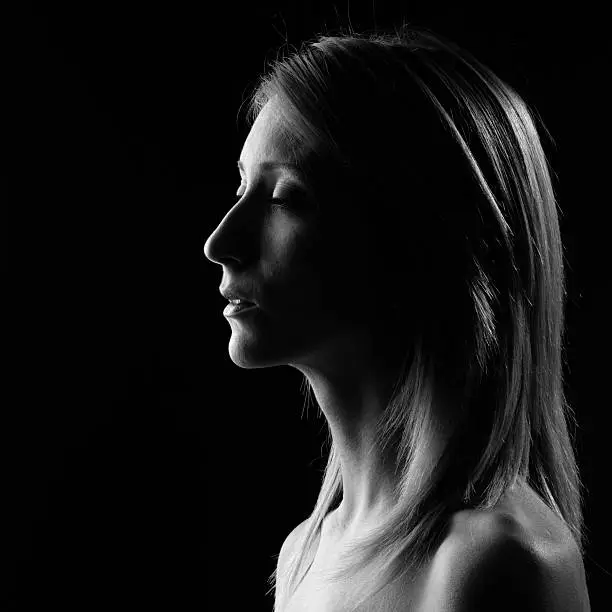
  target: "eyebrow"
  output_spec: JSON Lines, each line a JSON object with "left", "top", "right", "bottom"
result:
{"left": 237, "top": 159, "right": 305, "bottom": 179}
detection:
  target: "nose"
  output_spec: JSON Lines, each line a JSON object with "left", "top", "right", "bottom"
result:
{"left": 204, "top": 224, "right": 241, "bottom": 266}
{"left": 202, "top": 198, "right": 241, "bottom": 264}
{"left": 203, "top": 229, "right": 218, "bottom": 263}
{"left": 203, "top": 197, "right": 258, "bottom": 265}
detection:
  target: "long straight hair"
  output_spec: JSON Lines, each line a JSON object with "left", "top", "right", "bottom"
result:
{"left": 241, "top": 23, "right": 587, "bottom": 611}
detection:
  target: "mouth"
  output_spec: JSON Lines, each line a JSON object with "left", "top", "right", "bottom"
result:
{"left": 223, "top": 301, "right": 258, "bottom": 317}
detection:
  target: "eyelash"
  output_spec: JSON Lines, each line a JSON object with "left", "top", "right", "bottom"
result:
{"left": 235, "top": 194, "right": 290, "bottom": 209}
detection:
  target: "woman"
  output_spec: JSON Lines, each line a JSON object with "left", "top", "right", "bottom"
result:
{"left": 204, "top": 23, "right": 590, "bottom": 612}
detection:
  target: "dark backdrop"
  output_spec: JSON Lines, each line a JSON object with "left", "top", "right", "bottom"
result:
{"left": 5, "top": 2, "right": 609, "bottom": 610}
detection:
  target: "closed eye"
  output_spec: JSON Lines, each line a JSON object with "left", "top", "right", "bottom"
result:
{"left": 268, "top": 197, "right": 290, "bottom": 209}
{"left": 234, "top": 193, "right": 292, "bottom": 210}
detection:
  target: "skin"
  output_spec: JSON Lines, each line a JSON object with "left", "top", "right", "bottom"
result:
{"left": 204, "top": 96, "right": 591, "bottom": 612}
{"left": 203, "top": 97, "right": 451, "bottom": 548}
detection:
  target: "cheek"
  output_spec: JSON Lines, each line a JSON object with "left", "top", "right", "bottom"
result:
{"left": 267, "top": 218, "right": 380, "bottom": 318}
{"left": 260, "top": 226, "right": 328, "bottom": 311}
{"left": 314, "top": 251, "right": 382, "bottom": 327}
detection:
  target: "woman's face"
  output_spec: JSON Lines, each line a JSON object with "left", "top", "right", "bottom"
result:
{"left": 204, "top": 99, "right": 395, "bottom": 375}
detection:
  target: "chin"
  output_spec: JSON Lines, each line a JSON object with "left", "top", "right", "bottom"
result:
{"left": 227, "top": 335, "right": 291, "bottom": 370}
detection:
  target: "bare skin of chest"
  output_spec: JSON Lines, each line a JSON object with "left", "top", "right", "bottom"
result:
{"left": 281, "top": 483, "right": 574, "bottom": 612}
{"left": 283, "top": 550, "right": 428, "bottom": 612}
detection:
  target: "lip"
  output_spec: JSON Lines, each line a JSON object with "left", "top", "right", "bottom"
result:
{"left": 219, "top": 287, "right": 257, "bottom": 305}
{"left": 223, "top": 302, "right": 258, "bottom": 318}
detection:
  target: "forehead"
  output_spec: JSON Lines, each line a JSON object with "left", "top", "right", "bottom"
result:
{"left": 239, "top": 100, "right": 300, "bottom": 171}
{"left": 238, "top": 99, "right": 343, "bottom": 213}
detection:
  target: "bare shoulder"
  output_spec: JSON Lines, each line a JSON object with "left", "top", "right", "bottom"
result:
{"left": 276, "top": 517, "right": 309, "bottom": 579}
{"left": 274, "top": 518, "right": 310, "bottom": 609}
{"left": 417, "top": 512, "right": 590, "bottom": 611}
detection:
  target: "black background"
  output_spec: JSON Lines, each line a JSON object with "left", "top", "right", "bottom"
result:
{"left": 5, "top": 2, "right": 609, "bottom": 610}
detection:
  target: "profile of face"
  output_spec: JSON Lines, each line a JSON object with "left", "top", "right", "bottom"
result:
{"left": 204, "top": 98, "right": 399, "bottom": 379}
